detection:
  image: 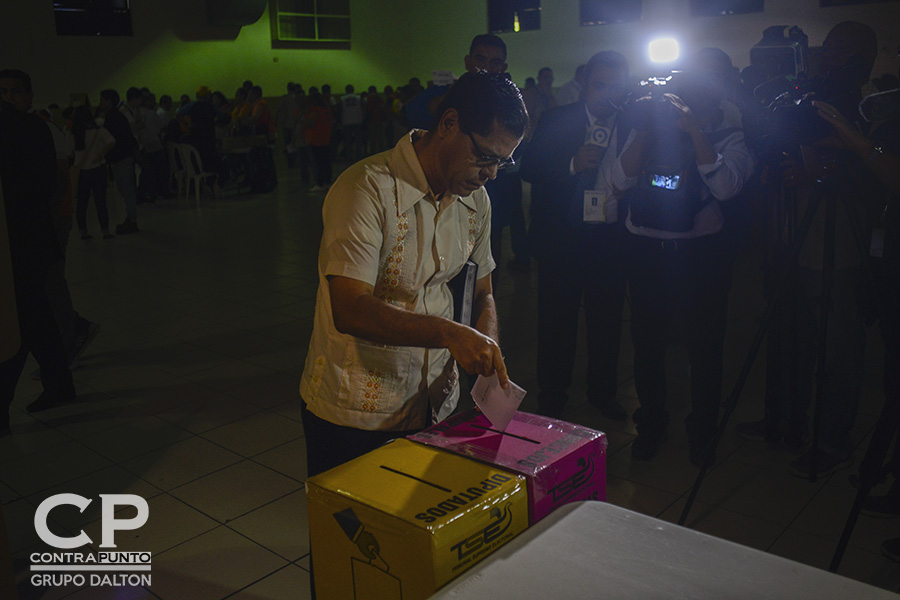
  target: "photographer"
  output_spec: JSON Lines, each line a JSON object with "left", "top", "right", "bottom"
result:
{"left": 834, "top": 94, "right": 900, "bottom": 558}
{"left": 612, "top": 48, "right": 754, "bottom": 465}
{"left": 738, "top": 22, "right": 880, "bottom": 479}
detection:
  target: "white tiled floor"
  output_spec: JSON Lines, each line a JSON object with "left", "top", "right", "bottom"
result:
{"left": 4, "top": 155, "right": 900, "bottom": 598}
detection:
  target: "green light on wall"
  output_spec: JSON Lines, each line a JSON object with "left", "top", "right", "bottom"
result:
{"left": 513, "top": 11, "right": 520, "bottom": 32}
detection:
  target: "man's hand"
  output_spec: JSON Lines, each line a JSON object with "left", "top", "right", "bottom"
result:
{"left": 447, "top": 325, "right": 509, "bottom": 389}
{"left": 573, "top": 144, "right": 604, "bottom": 173}
{"left": 329, "top": 275, "right": 509, "bottom": 389}
{"left": 813, "top": 100, "right": 868, "bottom": 154}
{"left": 664, "top": 93, "right": 702, "bottom": 136}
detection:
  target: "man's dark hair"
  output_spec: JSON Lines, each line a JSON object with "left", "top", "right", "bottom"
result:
{"left": 469, "top": 34, "right": 507, "bottom": 60}
{"left": 436, "top": 71, "right": 527, "bottom": 138}
{"left": 0, "top": 69, "right": 32, "bottom": 93}
{"left": 100, "top": 88, "right": 120, "bottom": 107}
{"left": 828, "top": 21, "right": 878, "bottom": 81}
{"left": 251, "top": 85, "right": 263, "bottom": 97}
{"left": 538, "top": 67, "right": 553, "bottom": 77}
{"left": 582, "top": 51, "right": 629, "bottom": 86}
{"left": 126, "top": 86, "right": 142, "bottom": 101}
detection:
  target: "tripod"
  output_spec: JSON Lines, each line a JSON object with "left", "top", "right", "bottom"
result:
{"left": 678, "top": 160, "right": 896, "bottom": 572}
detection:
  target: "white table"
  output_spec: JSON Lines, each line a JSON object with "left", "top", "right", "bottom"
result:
{"left": 431, "top": 501, "right": 895, "bottom": 599}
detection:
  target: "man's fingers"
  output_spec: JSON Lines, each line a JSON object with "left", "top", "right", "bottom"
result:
{"left": 493, "top": 351, "right": 509, "bottom": 389}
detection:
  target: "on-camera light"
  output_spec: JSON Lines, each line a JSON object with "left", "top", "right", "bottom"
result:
{"left": 648, "top": 38, "right": 679, "bottom": 63}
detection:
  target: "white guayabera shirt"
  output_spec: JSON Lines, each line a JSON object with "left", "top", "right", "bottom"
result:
{"left": 300, "top": 130, "right": 496, "bottom": 431}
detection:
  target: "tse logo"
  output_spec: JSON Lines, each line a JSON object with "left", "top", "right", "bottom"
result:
{"left": 34, "top": 494, "right": 149, "bottom": 549}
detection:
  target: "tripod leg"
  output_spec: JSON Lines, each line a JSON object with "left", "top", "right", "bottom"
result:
{"left": 679, "top": 189, "right": 824, "bottom": 526}
{"left": 809, "top": 184, "right": 838, "bottom": 483}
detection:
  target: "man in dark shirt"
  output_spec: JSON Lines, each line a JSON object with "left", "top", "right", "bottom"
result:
{"left": 100, "top": 88, "right": 140, "bottom": 234}
{"left": 0, "top": 69, "right": 76, "bottom": 431}
{"left": 519, "top": 51, "right": 631, "bottom": 422}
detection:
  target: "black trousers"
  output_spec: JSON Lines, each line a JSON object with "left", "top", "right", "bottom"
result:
{"left": 300, "top": 400, "right": 423, "bottom": 478}
{"left": 536, "top": 226, "right": 627, "bottom": 416}
{"left": 76, "top": 165, "right": 110, "bottom": 233}
{"left": 0, "top": 267, "right": 74, "bottom": 422}
{"left": 627, "top": 232, "right": 732, "bottom": 440}
{"left": 309, "top": 146, "right": 332, "bottom": 187}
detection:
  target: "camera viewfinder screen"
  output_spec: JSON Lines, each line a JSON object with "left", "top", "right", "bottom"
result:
{"left": 650, "top": 173, "right": 681, "bottom": 190}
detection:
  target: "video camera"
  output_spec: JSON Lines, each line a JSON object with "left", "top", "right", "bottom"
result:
{"left": 745, "top": 25, "right": 865, "bottom": 153}
{"left": 620, "top": 74, "right": 683, "bottom": 132}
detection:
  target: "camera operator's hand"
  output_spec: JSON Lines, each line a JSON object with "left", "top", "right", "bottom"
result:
{"left": 813, "top": 100, "right": 868, "bottom": 153}
{"left": 663, "top": 93, "right": 703, "bottom": 136}
{"left": 663, "top": 93, "right": 719, "bottom": 167}
{"left": 814, "top": 100, "right": 900, "bottom": 194}
{"left": 573, "top": 144, "right": 604, "bottom": 173}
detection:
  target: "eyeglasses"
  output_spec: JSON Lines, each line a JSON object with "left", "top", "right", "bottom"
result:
{"left": 467, "top": 132, "right": 515, "bottom": 170}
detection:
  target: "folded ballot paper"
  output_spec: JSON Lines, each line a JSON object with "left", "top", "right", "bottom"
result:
{"left": 470, "top": 373, "right": 526, "bottom": 431}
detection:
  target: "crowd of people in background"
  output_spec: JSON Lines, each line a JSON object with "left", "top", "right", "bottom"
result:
{"left": 10, "top": 60, "right": 603, "bottom": 234}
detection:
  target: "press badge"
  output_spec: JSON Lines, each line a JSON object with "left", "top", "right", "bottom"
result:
{"left": 584, "top": 189, "right": 616, "bottom": 223}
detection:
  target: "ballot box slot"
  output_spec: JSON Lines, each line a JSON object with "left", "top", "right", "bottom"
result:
{"left": 469, "top": 424, "right": 541, "bottom": 444}
{"left": 378, "top": 465, "right": 452, "bottom": 492}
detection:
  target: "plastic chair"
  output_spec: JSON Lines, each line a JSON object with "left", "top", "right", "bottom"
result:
{"left": 176, "top": 144, "right": 216, "bottom": 206}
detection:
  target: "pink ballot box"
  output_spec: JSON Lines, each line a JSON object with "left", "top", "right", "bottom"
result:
{"left": 408, "top": 410, "right": 607, "bottom": 524}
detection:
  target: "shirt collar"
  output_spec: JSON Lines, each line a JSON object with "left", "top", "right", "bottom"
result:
{"left": 584, "top": 103, "right": 615, "bottom": 129}
{"left": 391, "top": 130, "right": 479, "bottom": 214}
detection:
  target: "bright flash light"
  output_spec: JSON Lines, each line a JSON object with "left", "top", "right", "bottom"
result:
{"left": 648, "top": 38, "right": 679, "bottom": 63}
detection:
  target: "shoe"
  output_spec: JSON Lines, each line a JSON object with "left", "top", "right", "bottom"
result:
{"left": 631, "top": 432, "right": 668, "bottom": 460}
{"left": 102, "top": 232, "right": 115, "bottom": 240}
{"left": 789, "top": 449, "right": 852, "bottom": 478}
{"left": 689, "top": 436, "right": 717, "bottom": 468}
{"left": 507, "top": 258, "right": 531, "bottom": 273}
{"left": 863, "top": 493, "right": 900, "bottom": 518}
{"left": 71, "top": 321, "right": 101, "bottom": 361}
{"left": 783, "top": 432, "right": 810, "bottom": 453}
{"left": 735, "top": 419, "right": 768, "bottom": 442}
{"left": 26, "top": 391, "right": 75, "bottom": 413}
{"left": 309, "top": 185, "right": 325, "bottom": 192}
{"left": 883, "top": 538, "right": 900, "bottom": 562}
{"left": 31, "top": 359, "right": 80, "bottom": 381}
{"left": 80, "top": 233, "right": 93, "bottom": 240}
{"left": 115, "top": 220, "right": 139, "bottom": 235}
{"left": 590, "top": 398, "right": 627, "bottom": 421}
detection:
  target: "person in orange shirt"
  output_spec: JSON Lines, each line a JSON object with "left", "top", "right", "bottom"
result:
{"left": 230, "top": 88, "right": 252, "bottom": 135}
{"left": 245, "top": 85, "right": 276, "bottom": 140}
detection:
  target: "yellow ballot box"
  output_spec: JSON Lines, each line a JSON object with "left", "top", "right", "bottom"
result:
{"left": 307, "top": 439, "right": 529, "bottom": 600}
